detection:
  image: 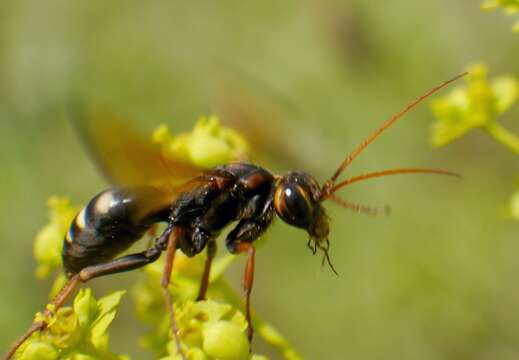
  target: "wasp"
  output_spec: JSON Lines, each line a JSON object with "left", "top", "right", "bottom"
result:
{"left": 4, "top": 73, "right": 465, "bottom": 360}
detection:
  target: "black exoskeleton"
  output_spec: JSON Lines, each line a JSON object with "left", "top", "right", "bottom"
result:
{"left": 171, "top": 162, "right": 275, "bottom": 257}
{"left": 63, "top": 162, "right": 279, "bottom": 275}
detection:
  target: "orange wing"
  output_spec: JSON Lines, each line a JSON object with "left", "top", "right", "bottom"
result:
{"left": 70, "top": 104, "right": 213, "bottom": 216}
{"left": 71, "top": 104, "right": 203, "bottom": 188}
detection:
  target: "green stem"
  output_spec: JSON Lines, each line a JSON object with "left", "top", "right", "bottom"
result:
{"left": 484, "top": 122, "right": 519, "bottom": 155}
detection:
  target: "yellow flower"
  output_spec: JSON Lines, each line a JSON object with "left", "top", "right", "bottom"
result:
{"left": 481, "top": 0, "right": 519, "bottom": 32}
{"left": 153, "top": 116, "right": 249, "bottom": 168}
{"left": 430, "top": 63, "right": 519, "bottom": 147}
{"left": 16, "top": 289, "right": 127, "bottom": 360}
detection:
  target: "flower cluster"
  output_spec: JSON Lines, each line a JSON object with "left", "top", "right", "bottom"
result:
{"left": 163, "top": 300, "right": 257, "bottom": 360}
{"left": 481, "top": 0, "right": 519, "bottom": 32}
{"left": 429, "top": 64, "right": 519, "bottom": 220}
{"left": 132, "top": 250, "right": 302, "bottom": 359}
{"left": 152, "top": 115, "right": 249, "bottom": 168}
{"left": 17, "top": 289, "right": 128, "bottom": 360}
{"left": 430, "top": 63, "right": 519, "bottom": 148}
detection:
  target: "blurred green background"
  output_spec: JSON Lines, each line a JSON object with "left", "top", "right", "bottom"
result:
{"left": 1, "top": 0, "right": 519, "bottom": 359}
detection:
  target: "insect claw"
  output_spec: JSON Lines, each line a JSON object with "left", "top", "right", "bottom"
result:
{"left": 307, "top": 238, "right": 318, "bottom": 255}
{"left": 315, "top": 239, "right": 338, "bottom": 276}
{"left": 324, "top": 250, "right": 339, "bottom": 276}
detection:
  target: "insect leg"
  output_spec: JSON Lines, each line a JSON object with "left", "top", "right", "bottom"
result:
{"left": 3, "top": 275, "right": 80, "bottom": 360}
{"left": 4, "top": 227, "right": 173, "bottom": 360}
{"left": 224, "top": 195, "right": 274, "bottom": 344}
{"left": 196, "top": 240, "right": 217, "bottom": 301}
{"left": 4, "top": 250, "right": 162, "bottom": 360}
{"left": 3, "top": 322, "right": 47, "bottom": 360}
{"left": 234, "top": 241, "right": 256, "bottom": 342}
{"left": 78, "top": 247, "right": 162, "bottom": 281}
{"left": 160, "top": 226, "right": 187, "bottom": 360}
{"left": 225, "top": 222, "right": 266, "bottom": 344}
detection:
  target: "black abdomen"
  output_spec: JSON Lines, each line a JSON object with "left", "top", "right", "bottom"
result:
{"left": 62, "top": 186, "right": 170, "bottom": 274}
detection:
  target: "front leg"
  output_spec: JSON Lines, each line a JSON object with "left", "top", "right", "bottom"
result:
{"left": 225, "top": 194, "right": 274, "bottom": 253}
{"left": 225, "top": 195, "right": 274, "bottom": 343}
{"left": 234, "top": 242, "right": 255, "bottom": 343}
{"left": 196, "top": 240, "right": 216, "bottom": 301}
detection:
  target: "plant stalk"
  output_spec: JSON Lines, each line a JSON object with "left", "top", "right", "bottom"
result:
{"left": 484, "top": 122, "right": 519, "bottom": 155}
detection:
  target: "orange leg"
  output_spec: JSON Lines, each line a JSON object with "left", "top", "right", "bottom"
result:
{"left": 4, "top": 230, "right": 172, "bottom": 360}
{"left": 161, "top": 227, "right": 187, "bottom": 360}
{"left": 196, "top": 241, "right": 217, "bottom": 301}
{"left": 3, "top": 275, "right": 81, "bottom": 360}
{"left": 235, "top": 242, "right": 256, "bottom": 342}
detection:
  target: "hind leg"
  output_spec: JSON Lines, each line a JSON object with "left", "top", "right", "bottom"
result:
{"left": 160, "top": 226, "right": 189, "bottom": 359}
{"left": 2, "top": 274, "right": 81, "bottom": 360}
{"left": 3, "top": 226, "right": 189, "bottom": 360}
{"left": 196, "top": 240, "right": 217, "bottom": 301}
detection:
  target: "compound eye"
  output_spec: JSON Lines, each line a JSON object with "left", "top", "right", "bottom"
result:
{"left": 274, "top": 184, "right": 313, "bottom": 229}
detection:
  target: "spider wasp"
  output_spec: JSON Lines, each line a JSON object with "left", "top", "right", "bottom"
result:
{"left": 4, "top": 73, "right": 465, "bottom": 359}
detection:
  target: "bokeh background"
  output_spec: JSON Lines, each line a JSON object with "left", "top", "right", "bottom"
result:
{"left": 1, "top": 0, "right": 519, "bottom": 359}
